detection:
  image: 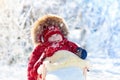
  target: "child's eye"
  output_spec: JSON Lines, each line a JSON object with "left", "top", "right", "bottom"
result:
{"left": 43, "top": 26, "right": 47, "bottom": 30}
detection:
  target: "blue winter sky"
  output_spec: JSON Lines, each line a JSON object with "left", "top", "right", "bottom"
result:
{"left": 0, "top": 0, "right": 120, "bottom": 80}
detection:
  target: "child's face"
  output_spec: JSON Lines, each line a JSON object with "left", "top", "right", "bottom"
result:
{"left": 48, "top": 34, "right": 63, "bottom": 42}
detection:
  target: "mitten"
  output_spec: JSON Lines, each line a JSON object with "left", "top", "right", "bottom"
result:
{"left": 76, "top": 47, "right": 87, "bottom": 59}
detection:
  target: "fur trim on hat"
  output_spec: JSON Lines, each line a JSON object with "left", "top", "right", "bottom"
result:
{"left": 31, "top": 14, "right": 69, "bottom": 46}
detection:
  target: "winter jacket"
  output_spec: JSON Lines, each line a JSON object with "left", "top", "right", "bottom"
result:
{"left": 27, "top": 38, "right": 78, "bottom": 80}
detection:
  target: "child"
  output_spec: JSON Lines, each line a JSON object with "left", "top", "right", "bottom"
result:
{"left": 27, "top": 14, "right": 87, "bottom": 80}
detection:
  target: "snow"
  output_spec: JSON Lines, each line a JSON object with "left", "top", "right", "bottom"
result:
{"left": 46, "top": 67, "right": 85, "bottom": 80}
{"left": 0, "top": 0, "right": 120, "bottom": 80}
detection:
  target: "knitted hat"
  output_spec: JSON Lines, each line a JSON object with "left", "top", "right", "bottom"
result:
{"left": 42, "top": 26, "right": 64, "bottom": 42}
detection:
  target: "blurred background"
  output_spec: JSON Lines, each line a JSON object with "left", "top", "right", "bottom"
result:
{"left": 0, "top": 0, "right": 120, "bottom": 80}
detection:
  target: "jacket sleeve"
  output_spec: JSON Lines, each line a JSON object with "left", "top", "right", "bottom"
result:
{"left": 67, "top": 41, "right": 79, "bottom": 54}
{"left": 67, "top": 41, "right": 87, "bottom": 59}
{"left": 27, "top": 44, "right": 45, "bottom": 80}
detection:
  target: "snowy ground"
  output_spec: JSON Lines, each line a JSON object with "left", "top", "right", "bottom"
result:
{"left": 1, "top": 58, "right": 120, "bottom": 80}
{"left": 0, "top": 0, "right": 120, "bottom": 80}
